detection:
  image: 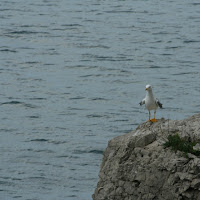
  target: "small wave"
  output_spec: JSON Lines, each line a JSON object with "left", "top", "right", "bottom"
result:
{"left": 78, "top": 44, "right": 110, "bottom": 49}
{"left": 65, "top": 65, "right": 97, "bottom": 69}
{"left": 0, "top": 49, "right": 17, "bottom": 53}
{"left": 61, "top": 24, "right": 82, "bottom": 27}
{"left": 2, "top": 101, "right": 21, "bottom": 105}
{"left": 191, "top": 3, "right": 200, "bottom": 5}
{"left": 1, "top": 101, "right": 38, "bottom": 108}
{"left": 73, "top": 149, "right": 104, "bottom": 155}
{"left": 104, "top": 10, "right": 134, "bottom": 14}
{"left": 50, "top": 140, "right": 68, "bottom": 145}
{"left": 29, "top": 97, "right": 47, "bottom": 100}
{"left": 183, "top": 40, "right": 199, "bottom": 43}
{"left": 30, "top": 139, "right": 49, "bottom": 142}
{"left": 56, "top": 155, "right": 69, "bottom": 158}
{"left": 67, "top": 195, "right": 77, "bottom": 198}
{"left": 28, "top": 176, "right": 47, "bottom": 180}
{"left": 0, "top": 128, "right": 17, "bottom": 133}
{"left": 0, "top": 180, "right": 14, "bottom": 186}
{"left": 86, "top": 114, "right": 104, "bottom": 118}
{"left": 28, "top": 116, "right": 40, "bottom": 119}
{"left": 165, "top": 46, "right": 183, "bottom": 49}
{"left": 7, "top": 30, "right": 49, "bottom": 35}
{"left": 160, "top": 53, "right": 173, "bottom": 56}
{"left": 79, "top": 74, "right": 94, "bottom": 78}
{"left": 90, "top": 97, "right": 108, "bottom": 101}
{"left": 13, "top": 195, "right": 22, "bottom": 199}
{"left": 35, "top": 149, "right": 54, "bottom": 153}
{"left": 172, "top": 72, "right": 197, "bottom": 76}
{"left": 113, "top": 119, "right": 129, "bottom": 122}
{"left": 88, "top": 149, "right": 104, "bottom": 154}
{"left": 68, "top": 107, "right": 88, "bottom": 111}
{"left": 69, "top": 96, "right": 85, "bottom": 100}
{"left": 149, "top": 65, "right": 161, "bottom": 68}
{"left": 24, "top": 61, "right": 40, "bottom": 64}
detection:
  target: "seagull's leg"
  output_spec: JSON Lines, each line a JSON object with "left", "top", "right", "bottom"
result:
{"left": 151, "top": 110, "right": 158, "bottom": 122}
{"left": 148, "top": 111, "right": 151, "bottom": 121}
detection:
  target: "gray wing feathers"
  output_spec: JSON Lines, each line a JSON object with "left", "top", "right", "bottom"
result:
{"left": 155, "top": 98, "right": 163, "bottom": 108}
{"left": 139, "top": 98, "right": 145, "bottom": 106}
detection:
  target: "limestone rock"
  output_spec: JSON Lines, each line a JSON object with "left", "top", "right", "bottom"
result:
{"left": 93, "top": 114, "right": 200, "bottom": 200}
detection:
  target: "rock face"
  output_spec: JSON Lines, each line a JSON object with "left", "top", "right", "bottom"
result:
{"left": 93, "top": 114, "right": 200, "bottom": 200}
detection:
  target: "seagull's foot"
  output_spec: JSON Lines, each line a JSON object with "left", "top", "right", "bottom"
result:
{"left": 151, "top": 118, "right": 158, "bottom": 122}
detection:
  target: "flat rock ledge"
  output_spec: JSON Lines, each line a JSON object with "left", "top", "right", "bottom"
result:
{"left": 93, "top": 114, "right": 200, "bottom": 200}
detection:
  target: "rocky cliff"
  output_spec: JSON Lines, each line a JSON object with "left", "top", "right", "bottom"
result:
{"left": 93, "top": 114, "right": 200, "bottom": 200}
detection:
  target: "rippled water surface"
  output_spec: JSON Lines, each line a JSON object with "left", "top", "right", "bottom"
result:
{"left": 0, "top": 0, "right": 200, "bottom": 199}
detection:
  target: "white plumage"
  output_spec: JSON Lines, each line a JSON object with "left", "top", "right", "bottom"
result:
{"left": 139, "top": 84, "right": 162, "bottom": 122}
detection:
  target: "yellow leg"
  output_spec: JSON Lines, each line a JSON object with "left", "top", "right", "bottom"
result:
{"left": 148, "top": 111, "right": 151, "bottom": 122}
{"left": 151, "top": 111, "right": 158, "bottom": 122}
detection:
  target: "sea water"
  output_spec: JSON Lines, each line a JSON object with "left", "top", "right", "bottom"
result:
{"left": 0, "top": 0, "right": 199, "bottom": 199}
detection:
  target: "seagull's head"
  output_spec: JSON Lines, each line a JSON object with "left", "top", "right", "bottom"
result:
{"left": 145, "top": 84, "right": 152, "bottom": 91}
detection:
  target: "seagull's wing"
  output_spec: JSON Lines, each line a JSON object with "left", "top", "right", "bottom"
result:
{"left": 155, "top": 98, "right": 162, "bottom": 108}
{"left": 139, "top": 98, "right": 145, "bottom": 106}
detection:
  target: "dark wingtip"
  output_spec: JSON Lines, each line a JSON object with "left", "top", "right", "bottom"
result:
{"left": 157, "top": 101, "right": 163, "bottom": 108}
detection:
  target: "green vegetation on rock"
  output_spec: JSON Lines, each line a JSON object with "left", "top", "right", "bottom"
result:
{"left": 164, "top": 134, "right": 200, "bottom": 157}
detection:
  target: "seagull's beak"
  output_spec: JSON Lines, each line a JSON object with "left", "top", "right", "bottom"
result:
{"left": 145, "top": 88, "right": 148, "bottom": 91}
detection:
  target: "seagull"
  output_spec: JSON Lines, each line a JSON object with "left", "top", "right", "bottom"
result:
{"left": 139, "top": 84, "right": 162, "bottom": 122}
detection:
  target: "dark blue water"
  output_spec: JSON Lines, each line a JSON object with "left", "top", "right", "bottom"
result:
{"left": 0, "top": 0, "right": 200, "bottom": 199}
